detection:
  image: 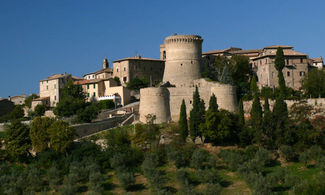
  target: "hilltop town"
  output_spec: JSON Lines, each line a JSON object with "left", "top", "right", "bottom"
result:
{"left": 1, "top": 34, "right": 325, "bottom": 194}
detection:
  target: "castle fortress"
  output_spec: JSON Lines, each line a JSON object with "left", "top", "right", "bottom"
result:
{"left": 139, "top": 35, "right": 238, "bottom": 123}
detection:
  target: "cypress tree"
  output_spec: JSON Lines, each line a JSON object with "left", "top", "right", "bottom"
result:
{"left": 189, "top": 86, "right": 202, "bottom": 140}
{"left": 250, "top": 93, "right": 262, "bottom": 129}
{"left": 275, "top": 47, "right": 286, "bottom": 95}
{"left": 179, "top": 99, "right": 188, "bottom": 142}
{"left": 238, "top": 98, "right": 245, "bottom": 126}
{"left": 220, "top": 65, "right": 233, "bottom": 85}
{"left": 273, "top": 95, "right": 288, "bottom": 145}
{"left": 250, "top": 75, "right": 258, "bottom": 96}
{"left": 208, "top": 93, "right": 218, "bottom": 112}
{"left": 262, "top": 96, "right": 275, "bottom": 148}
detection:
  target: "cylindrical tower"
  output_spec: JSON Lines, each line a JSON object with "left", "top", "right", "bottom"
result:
{"left": 139, "top": 87, "right": 171, "bottom": 124}
{"left": 163, "top": 35, "right": 203, "bottom": 87}
{"left": 210, "top": 84, "right": 238, "bottom": 113}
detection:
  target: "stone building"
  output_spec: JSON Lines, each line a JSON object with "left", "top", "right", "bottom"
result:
{"left": 139, "top": 35, "right": 237, "bottom": 123}
{"left": 84, "top": 58, "right": 113, "bottom": 80}
{"left": 251, "top": 45, "right": 309, "bottom": 89}
{"left": 310, "top": 57, "right": 324, "bottom": 69}
{"left": 204, "top": 45, "right": 310, "bottom": 90}
{"left": 8, "top": 94, "right": 26, "bottom": 105}
{"left": 112, "top": 55, "right": 164, "bottom": 86}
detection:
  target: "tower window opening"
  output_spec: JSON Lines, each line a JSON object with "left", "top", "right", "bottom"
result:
{"left": 180, "top": 64, "right": 183, "bottom": 66}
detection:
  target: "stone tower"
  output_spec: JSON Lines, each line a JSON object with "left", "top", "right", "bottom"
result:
{"left": 103, "top": 58, "right": 108, "bottom": 69}
{"left": 162, "top": 35, "right": 203, "bottom": 87}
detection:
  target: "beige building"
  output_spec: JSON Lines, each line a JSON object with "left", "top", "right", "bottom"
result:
{"left": 251, "top": 45, "right": 309, "bottom": 89}
{"left": 8, "top": 94, "right": 26, "bottom": 105}
{"left": 84, "top": 58, "right": 113, "bottom": 80}
{"left": 112, "top": 55, "right": 164, "bottom": 86}
{"left": 74, "top": 78, "right": 131, "bottom": 106}
{"left": 310, "top": 57, "right": 324, "bottom": 69}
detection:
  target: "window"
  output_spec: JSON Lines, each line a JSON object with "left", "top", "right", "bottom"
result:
{"left": 87, "top": 84, "right": 89, "bottom": 89}
{"left": 180, "top": 64, "right": 183, "bottom": 66}
{"left": 287, "top": 71, "right": 290, "bottom": 76}
{"left": 46, "top": 86, "right": 48, "bottom": 90}
{"left": 93, "top": 92, "right": 96, "bottom": 97}
{"left": 300, "top": 58, "right": 303, "bottom": 63}
{"left": 190, "top": 100, "right": 192, "bottom": 104}
{"left": 163, "top": 51, "right": 166, "bottom": 60}
{"left": 93, "top": 84, "right": 96, "bottom": 89}
{"left": 286, "top": 59, "right": 289, "bottom": 64}
{"left": 124, "top": 67, "right": 126, "bottom": 71}
{"left": 54, "top": 84, "right": 56, "bottom": 89}
{"left": 87, "top": 93, "right": 90, "bottom": 97}
{"left": 117, "top": 68, "right": 119, "bottom": 72}
{"left": 300, "top": 71, "right": 305, "bottom": 76}
{"left": 46, "top": 80, "right": 48, "bottom": 83}
{"left": 123, "top": 77, "right": 127, "bottom": 82}
{"left": 54, "top": 96, "right": 56, "bottom": 100}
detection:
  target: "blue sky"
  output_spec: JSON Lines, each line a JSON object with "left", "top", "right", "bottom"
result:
{"left": 1, "top": 0, "right": 325, "bottom": 98}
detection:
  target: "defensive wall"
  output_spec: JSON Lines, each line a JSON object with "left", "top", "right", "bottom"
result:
{"left": 243, "top": 98, "right": 325, "bottom": 118}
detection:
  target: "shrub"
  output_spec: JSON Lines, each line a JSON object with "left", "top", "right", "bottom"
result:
{"left": 60, "top": 173, "right": 78, "bottom": 195}
{"left": 196, "top": 169, "right": 221, "bottom": 184}
{"left": 34, "top": 104, "right": 46, "bottom": 117}
{"left": 167, "top": 149, "right": 187, "bottom": 168}
{"left": 202, "top": 183, "right": 222, "bottom": 195}
{"left": 76, "top": 103, "right": 99, "bottom": 123}
{"left": 48, "top": 120, "right": 75, "bottom": 153}
{"left": 47, "top": 164, "right": 61, "bottom": 192}
{"left": 310, "top": 145, "right": 322, "bottom": 161}
{"left": 88, "top": 170, "right": 104, "bottom": 193}
{"left": 299, "top": 151, "right": 311, "bottom": 167}
{"left": 98, "top": 100, "right": 115, "bottom": 110}
{"left": 26, "top": 165, "right": 43, "bottom": 192}
{"left": 175, "top": 168, "right": 190, "bottom": 187}
{"left": 317, "top": 156, "right": 325, "bottom": 170}
{"left": 280, "top": 145, "right": 295, "bottom": 162}
{"left": 219, "top": 149, "right": 246, "bottom": 171}
{"left": 190, "top": 148, "right": 210, "bottom": 169}
{"left": 116, "top": 171, "right": 135, "bottom": 190}
{"left": 293, "top": 173, "right": 325, "bottom": 195}
{"left": 254, "top": 147, "right": 272, "bottom": 167}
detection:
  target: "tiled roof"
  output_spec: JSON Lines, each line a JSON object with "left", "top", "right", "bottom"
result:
{"left": 74, "top": 78, "right": 114, "bottom": 85}
{"left": 113, "top": 56, "right": 164, "bottom": 63}
{"left": 264, "top": 45, "right": 293, "bottom": 49}
{"left": 41, "top": 73, "right": 70, "bottom": 81}
{"left": 230, "top": 49, "right": 262, "bottom": 54}
{"left": 34, "top": 96, "right": 50, "bottom": 101}
{"left": 203, "top": 47, "right": 242, "bottom": 55}
{"left": 311, "top": 57, "right": 323, "bottom": 63}
{"left": 252, "top": 49, "right": 307, "bottom": 60}
{"left": 83, "top": 68, "right": 113, "bottom": 77}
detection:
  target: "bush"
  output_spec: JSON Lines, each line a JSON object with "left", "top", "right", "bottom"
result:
{"left": 88, "top": 170, "right": 104, "bottom": 193}
{"left": 167, "top": 149, "right": 187, "bottom": 168}
{"left": 48, "top": 120, "right": 75, "bottom": 153}
{"left": 34, "top": 104, "right": 46, "bottom": 117}
{"left": 26, "top": 165, "right": 43, "bottom": 192}
{"left": 116, "top": 171, "right": 135, "bottom": 190}
{"left": 196, "top": 169, "right": 221, "bottom": 184}
{"left": 47, "top": 164, "right": 61, "bottom": 192}
{"left": 219, "top": 149, "right": 246, "bottom": 171}
{"left": 280, "top": 145, "right": 295, "bottom": 162}
{"left": 317, "top": 156, "right": 325, "bottom": 170}
{"left": 293, "top": 173, "right": 325, "bottom": 195}
{"left": 10, "top": 105, "right": 24, "bottom": 120}
{"left": 98, "top": 100, "right": 115, "bottom": 110}
{"left": 190, "top": 148, "right": 210, "bottom": 169}
{"left": 310, "top": 145, "right": 322, "bottom": 161}
{"left": 254, "top": 147, "right": 272, "bottom": 167}
{"left": 299, "top": 151, "right": 311, "bottom": 167}
{"left": 175, "top": 168, "right": 190, "bottom": 187}
{"left": 202, "top": 183, "right": 222, "bottom": 195}
{"left": 60, "top": 173, "right": 78, "bottom": 195}
{"left": 77, "top": 103, "right": 99, "bottom": 123}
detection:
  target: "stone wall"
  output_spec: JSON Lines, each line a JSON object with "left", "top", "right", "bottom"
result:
{"left": 243, "top": 98, "right": 325, "bottom": 118}
{"left": 73, "top": 114, "right": 130, "bottom": 138}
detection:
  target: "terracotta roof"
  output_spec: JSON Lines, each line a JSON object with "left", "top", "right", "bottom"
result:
{"left": 113, "top": 56, "right": 164, "bottom": 63}
{"left": 264, "top": 45, "right": 293, "bottom": 49}
{"left": 34, "top": 96, "right": 50, "bottom": 101}
{"left": 203, "top": 47, "right": 242, "bottom": 55}
{"left": 83, "top": 68, "right": 113, "bottom": 77}
{"left": 41, "top": 73, "right": 70, "bottom": 81}
{"left": 311, "top": 57, "right": 323, "bottom": 63}
{"left": 230, "top": 49, "right": 262, "bottom": 54}
{"left": 72, "top": 76, "right": 83, "bottom": 80}
{"left": 74, "top": 78, "right": 114, "bottom": 85}
{"left": 252, "top": 49, "right": 307, "bottom": 60}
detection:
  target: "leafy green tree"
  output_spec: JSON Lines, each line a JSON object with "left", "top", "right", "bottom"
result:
{"left": 238, "top": 98, "right": 245, "bottom": 126}
{"left": 76, "top": 102, "right": 99, "bottom": 123}
{"left": 302, "top": 69, "right": 325, "bottom": 98}
{"left": 189, "top": 86, "right": 203, "bottom": 140}
{"left": 179, "top": 99, "right": 188, "bottom": 142}
{"left": 126, "top": 77, "right": 149, "bottom": 90}
{"left": 4, "top": 120, "right": 31, "bottom": 161}
{"left": 98, "top": 100, "right": 115, "bottom": 110}
{"left": 230, "top": 55, "right": 250, "bottom": 99}
{"left": 275, "top": 47, "right": 286, "bottom": 94}
{"left": 60, "top": 173, "right": 77, "bottom": 195}
{"left": 26, "top": 165, "right": 43, "bottom": 192}
{"left": 24, "top": 94, "right": 39, "bottom": 108}
{"left": 10, "top": 105, "right": 24, "bottom": 120}
{"left": 262, "top": 96, "right": 275, "bottom": 148}
{"left": 116, "top": 171, "right": 135, "bottom": 190}
{"left": 54, "top": 79, "right": 86, "bottom": 117}
{"left": 34, "top": 104, "right": 46, "bottom": 117}
{"left": 30, "top": 117, "right": 54, "bottom": 152}
{"left": 48, "top": 120, "right": 75, "bottom": 153}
